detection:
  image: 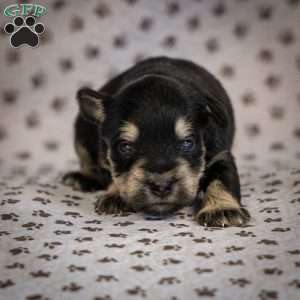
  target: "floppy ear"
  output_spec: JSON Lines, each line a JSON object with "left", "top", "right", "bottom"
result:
{"left": 77, "top": 87, "right": 108, "bottom": 124}
{"left": 196, "top": 93, "right": 229, "bottom": 128}
{"left": 205, "top": 95, "right": 229, "bottom": 128}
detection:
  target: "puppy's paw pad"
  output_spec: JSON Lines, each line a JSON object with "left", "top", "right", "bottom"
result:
{"left": 95, "top": 195, "right": 130, "bottom": 214}
{"left": 196, "top": 207, "right": 250, "bottom": 227}
{"left": 62, "top": 172, "right": 102, "bottom": 192}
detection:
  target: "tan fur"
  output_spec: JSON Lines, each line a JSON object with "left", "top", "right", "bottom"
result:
{"left": 83, "top": 94, "right": 105, "bottom": 123}
{"left": 98, "top": 155, "right": 110, "bottom": 171}
{"left": 95, "top": 182, "right": 122, "bottom": 214}
{"left": 119, "top": 121, "right": 139, "bottom": 142}
{"left": 199, "top": 180, "right": 240, "bottom": 214}
{"left": 106, "top": 146, "right": 145, "bottom": 201}
{"left": 175, "top": 117, "right": 192, "bottom": 139}
{"left": 176, "top": 142, "right": 206, "bottom": 198}
{"left": 93, "top": 106, "right": 105, "bottom": 122}
{"left": 75, "top": 142, "right": 94, "bottom": 176}
{"left": 176, "top": 159, "right": 201, "bottom": 198}
{"left": 102, "top": 182, "right": 119, "bottom": 197}
{"left": 95, "top": 158, "right": 144, "bottom": 213}
{"left": 115, "top": 159, "right": 145, "bottom": 200}
{"left": 105, "top": 138, "right": 206, "bottom": 207}
{"left": 123, "top": 163, "right": 145, "bottom": 197}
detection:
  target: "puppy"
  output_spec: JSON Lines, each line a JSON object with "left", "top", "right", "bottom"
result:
{"left": 63, "top": 56, "right": 250, "bottom": 227}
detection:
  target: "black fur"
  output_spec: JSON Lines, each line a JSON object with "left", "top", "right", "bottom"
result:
{"left": 63, "top": 56, "right": 250, "bottom": 226}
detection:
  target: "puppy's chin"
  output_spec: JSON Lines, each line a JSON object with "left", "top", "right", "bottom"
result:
{"left": 141, "top": 203, "right": 182, "bottom": 218}
{"left": 128, "top": 189, "right": 193, "bottom": 218}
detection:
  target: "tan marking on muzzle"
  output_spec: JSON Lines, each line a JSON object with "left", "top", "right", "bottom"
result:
{"left": 115, "top": 159, "right": 146, "bottom": 200}
{"left": 106, "top": 147, "right": 145, "bottom": 202}
{"left": 98, "top": 155, "right": 110, "bottom": 171}
{"left": 176, "top": 141, "right": 206, "bottom": 198}
{"left": 176, "top": 160, "right": 201, "bottom": 198}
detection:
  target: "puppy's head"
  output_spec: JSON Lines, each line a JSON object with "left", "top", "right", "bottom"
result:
{"left": 77, "top": 75, "right": 226, "bottom": 217}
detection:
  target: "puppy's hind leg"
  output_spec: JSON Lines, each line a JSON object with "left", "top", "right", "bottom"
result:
{"left": 63, "top": 141, "right": 111, "bottom": 192}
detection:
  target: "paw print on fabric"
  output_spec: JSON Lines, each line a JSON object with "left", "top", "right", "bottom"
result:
{"left": 4, "top": 16, "right": 45, "bottom": 48}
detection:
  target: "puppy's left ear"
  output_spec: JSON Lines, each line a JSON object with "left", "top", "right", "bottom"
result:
{"left": 196, "top": 93, "right": 229, "bottom": 128}
{"left": 77, "top": 87, "right": 111, "bottom": 124}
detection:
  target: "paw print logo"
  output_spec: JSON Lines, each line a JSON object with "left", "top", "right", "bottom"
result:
{"left": 4, "top": 16, "right": 45, "bottom": 48}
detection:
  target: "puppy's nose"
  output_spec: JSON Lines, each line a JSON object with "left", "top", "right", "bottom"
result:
{"left": 148, "top": 179, "right": 175, "bottom": 198}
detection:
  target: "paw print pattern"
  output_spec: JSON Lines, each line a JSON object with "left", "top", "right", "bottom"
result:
{"left": 4, "top": 16, "right": 45, "bottom": 48}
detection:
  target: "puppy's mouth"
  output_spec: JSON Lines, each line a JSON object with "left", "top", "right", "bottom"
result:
{"left": 126, "top": 180, "right": 194, "bottom": 218}
{"left": 151, "top": 201, "right": 172, "bottom": 206}
{"left": 134, "top": 199, "right": 184, "bottom": 219}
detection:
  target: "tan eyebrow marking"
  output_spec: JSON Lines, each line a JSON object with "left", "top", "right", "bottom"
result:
{"left": 119, "top": 121, "right": 139, "bottom": 142}
{"left": 175, "top": 117, "right": 193, "bottom": 139}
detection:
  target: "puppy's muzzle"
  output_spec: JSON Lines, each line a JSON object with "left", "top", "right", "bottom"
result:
{"left": 146, "top": 178, "right": 177, "bottom": 198}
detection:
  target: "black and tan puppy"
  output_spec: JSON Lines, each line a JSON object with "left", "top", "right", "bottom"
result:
{"left": 63, "top": 56, "right": 250, "bottom": 227}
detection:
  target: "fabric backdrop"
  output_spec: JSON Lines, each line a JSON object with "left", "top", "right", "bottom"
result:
{"left": 0, "top": 0, "right": 299, "bottom": 299}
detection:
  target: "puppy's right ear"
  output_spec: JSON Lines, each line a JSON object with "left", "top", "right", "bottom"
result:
{"left": 77, "top": 88, "right": 109, "bottom": 124}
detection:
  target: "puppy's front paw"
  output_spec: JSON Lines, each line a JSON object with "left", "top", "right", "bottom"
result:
{"left": 62, "top": 172, "right": 103, "bottom": 192}
{"left": 195, "top": 180, "right": 250, "bottom": 227}
{"left": 95, "top": 194, "right": 131, "bottom": 214}
{"left": 196, "top": 207, "right": 250, "bottom": 227}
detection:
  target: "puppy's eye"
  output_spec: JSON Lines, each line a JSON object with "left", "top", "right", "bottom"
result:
{"left": 180, "top": 137, "right": 195, "bottom": 153}
{"left": 118, "top": 141, "right": 134, "bottom": 155}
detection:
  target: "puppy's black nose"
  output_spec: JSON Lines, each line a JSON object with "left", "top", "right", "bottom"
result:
{"left": 148, "top": 180, "right": 175, "bottom": 198}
